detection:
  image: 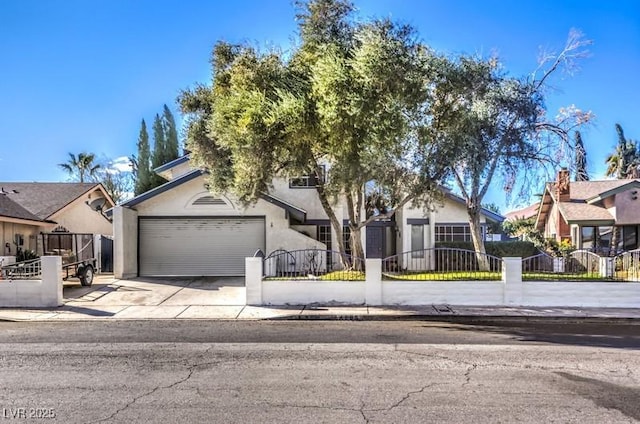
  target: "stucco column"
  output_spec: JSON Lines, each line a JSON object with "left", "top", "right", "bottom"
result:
{"left": 365, "top": 258, "right": 382, "bottom": 305}
{"left": 599, "top": 257, "right": 614, "bottom": 279}
{"left": 41, "top": 256, "right": 63, "bottom": 307}
{"left": 502, "top": 257, "right": 523, "bottom": 306}
{"left": 113, "top": 206, "right": 138, "bottom": 279}
{"left": 245, "top": 257, "right": 263, "bottom": 305}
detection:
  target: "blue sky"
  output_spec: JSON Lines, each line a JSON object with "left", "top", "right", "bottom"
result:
{"left": 1, "top": 0, "right": 638, "bottom": 212}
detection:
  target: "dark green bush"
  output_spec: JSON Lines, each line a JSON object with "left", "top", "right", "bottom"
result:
{"left": 16, "top": 249, "right": 39, "bottom": 262}
{"left": 435, "top": 241, "right": 538, "bottom": 258}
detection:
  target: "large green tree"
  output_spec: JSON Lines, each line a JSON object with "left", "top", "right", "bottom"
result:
{"left": 574, "top": 131, "right": 589, "bottom": 181}
{"left": 132, "top": 119, "right": 154, "bottom": 195}
{"left": 150, "top": 113, "right": 167, "bottom": 188}
{"left": 180, "top": 0, "right": 453, "bottom": 263}
{"left": 58, "top": 152, "right": 101, "bottom": 183}
{"left": 429, "top": 30, "right": 592, "bottom": 268}
{"left": 162, "top": 104, "right": 180, "bottom": 160}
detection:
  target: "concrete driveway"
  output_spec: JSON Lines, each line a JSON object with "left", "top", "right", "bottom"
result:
{"left": 58, "top": 274, "right": 256, "bottom": 319}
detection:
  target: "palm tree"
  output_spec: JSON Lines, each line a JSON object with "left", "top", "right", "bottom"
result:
{"left": 605, "top": 124, "right": 639, "bottom": 180}
{"left": 58, "top": 152, "right": 101, "bottom": 183}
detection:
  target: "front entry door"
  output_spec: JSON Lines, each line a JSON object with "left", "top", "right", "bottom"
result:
{"left": 366, "top": 226, "right": 384, "bottom": 258}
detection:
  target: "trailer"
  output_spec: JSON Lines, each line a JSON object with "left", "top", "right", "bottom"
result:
{"left": 41, "top": 233, "right": 96, "bottom": 286}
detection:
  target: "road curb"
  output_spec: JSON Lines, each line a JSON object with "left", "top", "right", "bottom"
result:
{"left": 270, "top": 313, "right": 640, "bottom": 324}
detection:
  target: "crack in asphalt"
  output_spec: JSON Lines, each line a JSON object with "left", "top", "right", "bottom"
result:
{"left": 463, "top": 364, "right": 478, "bottom": 386}
{"left": 90, "top": 346, "right": 215, "bottom": 423}
{"left": 266, "top": 383, "right": 436, "bottom": 422}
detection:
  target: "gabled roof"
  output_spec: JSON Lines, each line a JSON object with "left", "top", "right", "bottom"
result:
{"left": 118, "top": 169, "right": 308, "bottom": 222}
{"left": 535, "top": 179, "right": 640, "bottom": 229}
{"left": 505, "top": 203, "right": 539, "bottom": 221}
{"left": 154, "top": 155, "right": 190, "bottom": 174}
{"left": 0, "top": 194, "right": 46, "bottom": 224}
{"left": 439, "top": 188, "right": 506, "bottom": 223}
{"left": 120, "top": 169, "right": 204, "bottom": 208}
{"left": 554, "top": 179, "right": 639, "bottom": 202}
{"left": 0, "top": 182, "right": 109, "bottom": 220}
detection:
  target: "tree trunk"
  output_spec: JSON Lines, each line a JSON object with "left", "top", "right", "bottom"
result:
{"left": 468, "top": 205, "right": 489, "bottom": 271}
{"left": 610, "top": 226, "right": 619, "bottom": 256}
{"left": 315, "top": 184, "right": 349, "bottom": 267}
{"left": 349, "top": 225, "right": 365, "bottom": 271}
{"left": 346, "top": 191, "right": 365, "bottom": 271}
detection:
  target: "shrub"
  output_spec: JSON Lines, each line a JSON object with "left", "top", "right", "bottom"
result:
{"left": 16, "top": 249, "right": 39, "bottom": 262}
{"left": 435, "top": 241, "right": 538, "bottom": 258}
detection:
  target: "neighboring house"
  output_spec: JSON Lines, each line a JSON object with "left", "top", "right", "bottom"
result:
{"left": 535, "top": 169, "right": 640, "bottom": 253}
{"left": 0, "top": 182, "right": 114, "bottom": 256}
{"left": 504, "top": 203, "right": 540, "bottom": 222}
{"left": 112, "top": 156, "right": 504, "bottom": 278}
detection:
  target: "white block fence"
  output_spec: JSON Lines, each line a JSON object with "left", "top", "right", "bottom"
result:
{"left": 246, "top": 257, "right": 640, "bottom": 308}
{"left": 0, "top": 256, "right": 63, "bottom": 307}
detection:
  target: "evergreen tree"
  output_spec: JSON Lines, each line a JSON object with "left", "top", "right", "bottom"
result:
{"left": 151, "top": 114, "right": 168, "bottom": 187}
{"left": 574, "top": 131, "right": 589, "bottom": 181}
{"left": 162, "top": 104, "right": 180, "bottom": 161}
{"left": 133, "top": 119, "right": 153, "bottom": 195}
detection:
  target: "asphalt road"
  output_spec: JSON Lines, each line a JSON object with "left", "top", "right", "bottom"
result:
{"left": 0, "top": 320, "right": 639, "bottom": 423}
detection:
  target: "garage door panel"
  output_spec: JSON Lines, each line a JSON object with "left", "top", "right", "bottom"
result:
{"left": 139, "top": 217, "right": 265, "bottom": 276}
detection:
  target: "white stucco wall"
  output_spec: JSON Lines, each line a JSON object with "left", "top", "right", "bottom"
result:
{"left": 1, "top": 221, "right": 42, "bottom": 254}
{"left": 113, "top": 206, "right": 138, "bottom": 279}
{"left": 47, "top": 189, "right": 113, "bottom": 236}
{"left": 614, "top": 188, "right": 640, "bottom": 225}
{"left": 399, "top": 196, "right": 485, "bottom": 254}
{"left": 0, "top": 256, "right": 63, "bottom": 307}
{"left": 115, "top": 176, "right": 325, "bottom": 277}
{"left": 262, "top": 280, "right": 365, "bottom": 305}
{"left": 248, "top": 257, "right": 640, "bottom": 308}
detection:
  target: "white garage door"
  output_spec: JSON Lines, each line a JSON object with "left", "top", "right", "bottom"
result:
{"left": 139, "top": 217, "right": 265, "bottom": 276}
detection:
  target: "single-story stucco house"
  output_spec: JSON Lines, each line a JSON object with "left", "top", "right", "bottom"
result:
{"left": 113, "top": 156, "right": 503, "bottom": 278}
{"left": 535, "top": 169, "right": 640, "bottom": 253}
{"left": 0, "top": 182, "right": 114, "bottom": 257}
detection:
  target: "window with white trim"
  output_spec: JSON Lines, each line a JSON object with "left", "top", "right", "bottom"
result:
{"left": 435, "top": 224, "right": 484, "bottom": 242}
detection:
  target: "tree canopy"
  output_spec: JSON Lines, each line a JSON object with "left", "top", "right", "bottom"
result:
{"left": 428, "top": 31, "right": 592, "bottom": 265}
{"left": 179, "top": 0, "right": 592, "bottom": 263}
{"left": 180, "top": 0, "right": 455, "bottom": 261}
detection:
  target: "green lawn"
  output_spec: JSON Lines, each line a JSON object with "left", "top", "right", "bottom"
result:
{"left": 264, "top": 270, "right": 633, "bottom": 282}
{"left": 383, "top": 271, "right": 501, "bottom": 281}
{"left": 264, "top": 270, "right": 365, "bottom": 281}
{"left": 523, "top": 272, "right": 613, "bottom": 282}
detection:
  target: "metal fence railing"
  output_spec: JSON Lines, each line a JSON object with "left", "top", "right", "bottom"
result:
{"left": 523, "top": 250, "right": 606, "bottom": 281}
{"left": 263, "top": 249, "right": 365, "bottom": 281}
{"left": 1, "top": 258, "right": 42, "bottom": 280}
{"left": 382, "top": 248, "right": 503, "bottom": 281}
{"left": 613, "top": 249, "right": 640, "bottom": 282}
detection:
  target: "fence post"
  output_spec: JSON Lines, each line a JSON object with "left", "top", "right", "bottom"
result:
{"left": 41, "top": 256, "right": 63, "bottom": 307}
{"left": 553, "top": 257, "right": 565, "bottom": 273}
{"left": 365, "top": 258, "right": 382, "bottom": 305}
{"left": 503, "top": 257, "right": 523, "bottom": 306}
{"left": 245, "top": 257, "right": 263, "bottom": 305}
{"left": 599, "top": 256, "right": 614, "bottom": 278}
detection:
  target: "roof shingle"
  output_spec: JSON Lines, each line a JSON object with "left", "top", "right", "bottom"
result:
{"left": 0, "top": 182, "right": 100, "bottom": 219}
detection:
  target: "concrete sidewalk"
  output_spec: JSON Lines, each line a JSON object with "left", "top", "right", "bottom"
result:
{"left": 0, "top": 275, "right": 639, "bottom": 322}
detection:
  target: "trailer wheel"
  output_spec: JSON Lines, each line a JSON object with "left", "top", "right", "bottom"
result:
{"left": 80, "top": 265, "right": 94, "bottom": 286}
